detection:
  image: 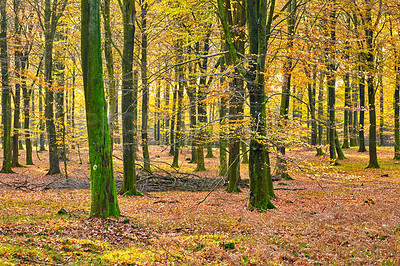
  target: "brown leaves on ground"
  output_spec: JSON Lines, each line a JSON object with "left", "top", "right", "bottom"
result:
{"left": 0, "top": 146, "right": 399, "bottom": 265}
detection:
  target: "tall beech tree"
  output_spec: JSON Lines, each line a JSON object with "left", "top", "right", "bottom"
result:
{"left": 218, "top": 0, "right": 276, "bottom": 210}
{"left": 81, "top": 0, "right": 120, "bottom": 218}
{"left": 276, "top": 0, "right": 296, "bottom": 180}
{"left": 43, "top": 0, "right": 67, "bottom": 174}
{"left": 101, "top": 0, "right": 117, "bottom": 146}
{"left": 12, "top": 0, "right": 22, "bottom": 167}
{"left": 1, "top": 0, "right": 12, "bottom": 173}
{"left": 119, "top": 0, "right": 141, "bottom": 196}
{"left": 140, "top": 0, "right": 151, "bottom": 173}
{"left": 325, "top": 0, "right": 339, "bottom": 164}
{"left": 221, "top": 0, "right": 246, "bottom": 192}
{"left": 364, "top": 0, "right": 379, "bottom": 168}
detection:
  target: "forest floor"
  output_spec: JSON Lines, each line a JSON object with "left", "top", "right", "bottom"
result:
{"left": 0, "top": 145, "right": 399, "bottom": 265}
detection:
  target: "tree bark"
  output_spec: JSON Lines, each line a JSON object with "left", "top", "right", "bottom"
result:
{"left": 81, "top": 0, "right": 120, "bottom": 218}
{"left": 102, "top": 0, "right": 117, "bottom": 147}
{"left": 140, "top": 1, "right": 151, "bottom": 172}
{"left": 1, "top": 0, "right": 12, "bottom": 173}
{"left": 365, "top": 3, "right": 379, "bottom": 168}
{"left": 119, "top": 0, "right": 140, "bottom": 196}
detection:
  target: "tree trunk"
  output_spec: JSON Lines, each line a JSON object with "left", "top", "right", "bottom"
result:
{"left": 102, "top": 0, "right": 117, "bottom": 148}
{"left": 350, "top": 78, "right": 358, "bottom": 147}
{"left": 342, "top": 72, "right": 350, "bottom": 148}
{"left": 365, "top": 4, "right": 378, "bottom": 168}
{"left": 186, "top": 64, "right": 197, "bottom": 163}
{"left": 219, "top": 52, "right": 228, "bottom": 175}
{"left": 119, "top": 0, "right": 140, "bottom": 196}
{"left": 196, "top": 33, "right": 212, "bottom": 171}
{"left": 246, "top": 0, "right": 275, "bottom": 208}
{"left": 379, "top": 76, "right": 384, "bottom": 146}
{"left": 44, "top": 0, "right": 63, "bottom": 174}
{"left": 395, "top": 55, "right": 400, "bottom": 160}
{"left": 1, "top": 0, "right": 12, "bottom": 173}
{"left": 140, "top": 1, "right": 151, "bottom": 172}
{"left": 358, "top": 70, "right": 367, "bottom": 152}
{"left": 171, "top": 48, "right": 184, "bottom": 168}
{"left": 326, "top": 1, "right": 340, "bottom": 164}
{"left": 218, "top": 0, "right": 275, "bottom": 209}
{"left": 81, "top": 0, "right": 120, "bottom": 217}
{"left": 21, "top": 54, "right": 33, "bottom": 165}
{"left": 169, "top": 88, "right": 176, "bottom": 156}
{"left": 12, "top": 0, "right": 22, "bottom": 167}
{"left": 133, "top": 70, "right": 139, "bottom": 152}
{"left": 39, "top": 83, "right": 46, "bottom": 151}
{"left": 316, "top": 71, "right": 324, "bottom": 155}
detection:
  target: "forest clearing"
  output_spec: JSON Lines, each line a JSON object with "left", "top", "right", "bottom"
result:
{"left": 0, "top": 146, "right": 399, "bottom": 265}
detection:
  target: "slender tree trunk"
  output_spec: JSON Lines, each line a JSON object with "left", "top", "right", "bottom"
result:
{"left": 169, "top": 88, "right": 176, "bottom": 156}
{"left": 351, "top": 79, "right": 358, "bottom": 146}
{"left": 316, "top": 71, "right": 324, "bottom": 155}
{"left": 394, "top": 54, "right": 400, "bottom": 160}
{"left": 39, "top": 83, "right": 46, "bottom": 151}
{"left": 21, "top": 54, "right": 33, "bottom": 165}
{"left": 119, "top": 0, "right": 140, "bottom": 195}
{"left": 1, "top": 0, "right": 12, "bottom": 173}
{"left": 309, "top": 69, "right": 317, "bottom": 146}
{"left": 196, "top": 33, "right": 212, "bottom": 171}
{"left": 164, "top": 83, "right": 170, "bottom": 145}
{"left": 171, "top": 47, "right": 184, "bottom": 168}
{"left": 219, "top": 97, "right": 228, "bottom": 176}
{"left": 44, "top": 0, "right": 62, "bottom": 174}
{"left": 365, "top": 3, "right": 379, "bottom": 168}
{"left": 187, "top": 63, "right": 197, "bottom": 163}
{"left": 140, "top": 1, "right": 151, "bottom": 172}
{"left": 156, "top": 82, "right": 161, "bottom": 144}
{"left": 12, "top": 0, "right": 22, "bottom": 167}
{"left": 133, "top": 70, "right": 139, "bottom": 152}
{"left": 342, "top": 72, "right": 350, "bottom": 148}
{"left": 246, "top": 0, "right": 275, "bottom": 208}
{"left": 81, "top": 0, "right": 120, "bottom": 217}
{"left": 326, "top": 1, "right": 338, "bottom": 164}
{"left": 358, "top": 69, "right": 367, "bottom": 152}
{"left": 219, "top": 52, "right": 228, "bottom": 175}
{"left": 102, "top": 0, "right": 117, "bottom": 148}
{"left": 379, "top": 76, "right": 384, "bottom": 146}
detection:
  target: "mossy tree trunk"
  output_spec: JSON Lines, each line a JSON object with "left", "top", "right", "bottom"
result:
{"left": 246, "top": 0, "right": 276, "bottom": 208}
{"left": 1, "top": 0, "right": 12, "bottom": 173}
{"left": 119, "top": 0, "right": 140, "bottom": 196}
{"left": 12, "top": 0, "right": 22, "bottom": 167}
{"left": 222, "top": 0, "right": 245, "bottom": 190}
{"left": 218, "top": 0, "right": 276, "bottom": 209}
{"left": 101, "top": 0, "right": 117, "bottom": 147}
{"left": 81, "top": 0, "right": 120, "bottom": 218}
